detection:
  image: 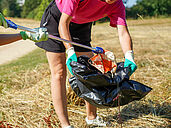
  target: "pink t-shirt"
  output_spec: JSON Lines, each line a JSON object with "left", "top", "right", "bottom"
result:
{"left": 55, "top": 0, "right": 127, "bottom": 27}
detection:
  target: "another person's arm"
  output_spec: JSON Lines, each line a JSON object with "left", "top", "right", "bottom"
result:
{"left": 0, "top": 12, "right": 21, "bottom": 45}
{"left": 0, "top": 34, "right": 22, "bottom": 46}
{"left": 0, "top": 12, "right": 48, "bottom": 46}
{"left": 0, "top": 29, "right": 48, "bottom": 46}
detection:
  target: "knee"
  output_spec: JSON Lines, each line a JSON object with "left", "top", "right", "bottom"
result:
{"left": 51, "top": 68, "right": 66, "bottom": 80}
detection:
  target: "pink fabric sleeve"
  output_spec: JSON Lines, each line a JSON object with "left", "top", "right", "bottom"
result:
{"left": 61, "top": 0, "right": 80, "bottom": 16}
{"left": 108, "top": 1, "right": 127, "bottom": 27}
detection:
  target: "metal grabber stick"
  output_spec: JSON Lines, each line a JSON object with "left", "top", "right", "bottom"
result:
{"left": 6, "top": 19, "right": 102, "bottom": 53}
{"left": 48, "top": 34, "right": 95, "bottom": 51}
{"left": 18, "top": 25, "right": 95, "bottom": 51}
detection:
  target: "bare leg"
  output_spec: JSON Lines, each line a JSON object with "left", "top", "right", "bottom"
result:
{"left": 76, "top": 52, "right": 97, "bottom": 120}
{"left": 46, "top": 52, "right": 70, "bottom": 128}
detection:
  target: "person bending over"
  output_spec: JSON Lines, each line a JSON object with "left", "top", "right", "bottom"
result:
{"left": 36, "top": 0, "right": 137, "bottom": 128}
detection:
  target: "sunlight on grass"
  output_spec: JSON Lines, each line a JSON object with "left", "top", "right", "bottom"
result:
{"left": 0, "top": 49, "right": 47, "bottom": 93}
{"left": 0, "top": 18, "right": 171, "bottom": 128}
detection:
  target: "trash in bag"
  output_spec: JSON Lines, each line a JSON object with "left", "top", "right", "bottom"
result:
{"left": 89, "top": 50, "right": 117, "bottom": 74}
{"left": 69, "top": 56, "right": 152, "bottom": 108}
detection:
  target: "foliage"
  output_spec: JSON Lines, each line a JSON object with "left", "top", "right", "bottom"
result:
{"left": 21, "top": 0, "right": 41, "bottom": 18}
{"left": 127, "top": 0, "right": 171, "bottom": 18}
{"left": 1, "top": 0, "right": 171, "bottom": 20}
{"left": 27, "top": 8, "right": 40, "bottom": 19}
{"left": 0, "top": 0, "right": 22, "bottom": 17}
{"left": 2, "top": 8, "right": 10, "bottom": 17}
{"left": 0, "top": 0, "right": 2, "bottom": 12}
{"left": 24, "top": 0, "right": 51, "bottom": 20}
{"left": 34, "top": 0, "right": 51, "bottom": 20}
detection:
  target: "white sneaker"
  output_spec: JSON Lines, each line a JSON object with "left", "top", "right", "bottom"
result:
{"left": 64, "top": 126, "right": 74, "bottom": 128}
{"left": 85, "top": 116, "right": 107, "bottom": 127}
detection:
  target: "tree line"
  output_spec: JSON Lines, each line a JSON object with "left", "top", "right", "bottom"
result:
{"left": 0, "top": 0, "right": 51, "bottom": 20}
{"left": 126, "top": 0, "right": 171, "bottom": 18}
{"left": 0, "top": 0, "right": 170, "bottom": 20}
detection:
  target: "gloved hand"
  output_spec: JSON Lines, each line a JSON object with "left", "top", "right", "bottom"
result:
{"left": 124, "top": 50, "right": 137, "bottom": 76}
{"left": 20, "top": 27, "right": 48, "bottom": 42}
{"left": 66, "top": 47, "right": 77, "bottom": 75}
{"left": 92, "top": 47, "right": 104, "bottom": 54}
{"left": 6, "top": 19, "right": 18, "bottom": 29}
{"left": 0, "top": 13, "right": 8, "bottom": 28}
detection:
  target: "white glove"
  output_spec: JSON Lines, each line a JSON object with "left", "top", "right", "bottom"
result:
{"left": 66, "top": 47, "right": 77, "bottom": 75}
{"left": 20, "top": 27, "right": 48, "bottom": 42}
{"left": 124, "top": 50, "right": 137, "bottom": 76}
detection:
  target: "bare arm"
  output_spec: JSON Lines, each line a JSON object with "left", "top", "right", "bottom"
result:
{"left": 58, "top": 13, "right": 73, "bottom": 49}
{"left": 117, "top": 25, "right": 132, "bottom": 54}
{"left": 0, "top": 33, "right": 22, "bottom": 46}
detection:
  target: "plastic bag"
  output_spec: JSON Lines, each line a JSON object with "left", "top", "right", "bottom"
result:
{"left": 69, "top": 56, "right": 152, "bottom": 108}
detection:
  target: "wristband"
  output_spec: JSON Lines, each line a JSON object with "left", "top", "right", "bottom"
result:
{"left": 125, "top": 50, "right": 135, "bottom": 63}
{"left": 66, "top": 47, "right": 75, "bottom": 56}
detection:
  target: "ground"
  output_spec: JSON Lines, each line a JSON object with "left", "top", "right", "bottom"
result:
{"left": 0, "top": 18, "right": 39, "bottom": 65}
{"left": 0, "top": 40, "right": 37, "bottom": 65}
{"left": 0, "top": 18, "right": 171, "bottom": 128}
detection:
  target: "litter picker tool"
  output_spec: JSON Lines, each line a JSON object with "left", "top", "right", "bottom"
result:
{"left": 6, "top": 19, "right": 102, "bottom": 53}
{"left": 6, "top": 19, "right": 117, "bottom": 74}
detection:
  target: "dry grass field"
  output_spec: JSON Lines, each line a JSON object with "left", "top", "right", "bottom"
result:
{"left": 0, "top": 18, "right": 171, "bottom": 128}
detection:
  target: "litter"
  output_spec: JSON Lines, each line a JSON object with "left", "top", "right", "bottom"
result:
{"left": 89, "top": 50, "right": 117, "bottom": 74}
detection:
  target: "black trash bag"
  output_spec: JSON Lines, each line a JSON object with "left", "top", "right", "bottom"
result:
{"left": 69, "top": 56, "right": 152, "bottom": 108}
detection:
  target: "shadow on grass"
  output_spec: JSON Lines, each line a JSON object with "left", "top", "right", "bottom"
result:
{"left": 107, "top": 100, "right": 171, "bottom": 127}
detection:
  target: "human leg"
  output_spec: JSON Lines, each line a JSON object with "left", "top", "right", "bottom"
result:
{"left": 76, "top": 52, "right": 107, "bottom": 126}
{"left": 76, "top": 52, "right": 97, "bottom": 120}
{"left": 46, "top": 52, "right": 70, "bottom": 128}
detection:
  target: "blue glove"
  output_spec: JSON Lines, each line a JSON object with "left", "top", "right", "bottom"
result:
{"left": 92, "top": 47, "right": 104, "bottom": 54}
{"left": 124, "top": 50, "right": 137, "bottom": 76}
{"left": 66, "top": 47, "right": 77, "bottom": 75}
{"left": 6, "top": 19, "right": 18, "bottom": 29}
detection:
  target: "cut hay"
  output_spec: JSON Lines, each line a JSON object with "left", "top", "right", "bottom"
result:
{"left": 0, "top": 18, "right": 171, "bottom": 127}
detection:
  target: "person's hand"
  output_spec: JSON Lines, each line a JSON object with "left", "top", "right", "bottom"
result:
{"left": 6, "top": 19, "right": 18, "bottom": 29}
{"left": 92, "top": 47, "right": 104, "bottom": 54}
{"left": 124, "top": 50, "right": 137, "bottom": 76}
{"left": 66, "top": 47, "right": 77, "bottom": 75}
{"left": 0, "top": 13, "right": 8, "bottom": 28}
{"left": 20, "top": 27, "right": 48, "bottom": 42}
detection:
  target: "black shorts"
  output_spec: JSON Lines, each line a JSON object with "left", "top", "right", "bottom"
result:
{"left": 35, "top": 0, "right": 93, "bottom": 53}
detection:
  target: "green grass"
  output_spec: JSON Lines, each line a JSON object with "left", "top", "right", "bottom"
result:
{"left": 0, "top": 48, "right": 47, "bottom": 93}
{"left": 0, "top": 49, "right": 47, "bottom": 74}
